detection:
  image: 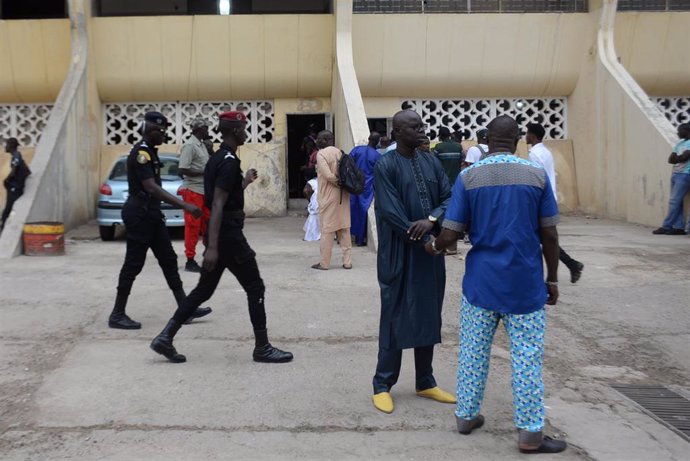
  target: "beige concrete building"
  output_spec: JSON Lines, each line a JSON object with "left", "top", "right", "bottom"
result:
{"left": 0, "top": 0, "right": 689, "bottom": 257}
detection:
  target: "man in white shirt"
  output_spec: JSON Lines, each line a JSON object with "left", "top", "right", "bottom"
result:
{"left": 526, "top": 123, "right": 584, "bottom": 283}
{"left": 463, "top": 128, "right": 489, "bottom": 168}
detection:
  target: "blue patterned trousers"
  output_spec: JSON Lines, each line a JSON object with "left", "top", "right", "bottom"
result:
{"left": 456, "top": 296, "right": 545, "bottom": 432}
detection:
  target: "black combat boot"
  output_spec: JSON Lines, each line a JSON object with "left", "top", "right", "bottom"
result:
{"left": 108, "top": 292, "right": 141, "bottom": 329}
{"left": 172, "top": 289, "right": 212, "bottom": 321}
{"left": 253, "top": 329, "right": 293, "bottom": 363}
{"left": 185, "top": 258, "right": 201, "bottom": 273}
{"left": 150, "top": 319, "right": 186, "bottom": 363}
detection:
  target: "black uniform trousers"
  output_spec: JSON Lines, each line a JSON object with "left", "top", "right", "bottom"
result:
{"left": 117, "top": 206, "right": 182, "bottom": 297}
{"left": 1, "top": 189, "right": 22, "bottom": 230}
{"left": 373, "top": 345, "right": 437, "bottom": 394}
{"left": 172, "top": 226, "right": 266, "bottom": 330}
{"left": 559, "top": 247, "right": 579, "bottom": 271}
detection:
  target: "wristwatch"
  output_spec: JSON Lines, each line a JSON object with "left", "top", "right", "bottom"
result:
{"left": 428, "top": 215, "right": 438, "bottom": 223}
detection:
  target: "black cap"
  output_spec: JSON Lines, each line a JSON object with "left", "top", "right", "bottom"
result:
{"left": 476, "top": 128, "right": 488, "bottom": 140}
{"left": 144, "top": 111, "right": 171, "bottom": 127}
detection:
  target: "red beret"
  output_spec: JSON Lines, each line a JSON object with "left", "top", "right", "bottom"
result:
{"left": 219, "top": 111, "right": 247, "bottom": 122}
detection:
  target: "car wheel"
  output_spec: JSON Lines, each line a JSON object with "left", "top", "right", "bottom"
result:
{"left": 99, "top": 225, "right": 116, "bottom": 241}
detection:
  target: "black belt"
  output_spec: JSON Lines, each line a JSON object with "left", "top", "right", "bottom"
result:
{"left": 223, "top": 210, "right": 245, "bottom": 219}
{"left": 126, "top": 195, "right": 159, "bottom": 211}
{"left": 221, "top": 210, "right": 245, "bottom": 227}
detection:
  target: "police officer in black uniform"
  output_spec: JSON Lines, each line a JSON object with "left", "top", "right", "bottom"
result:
{"left": 150, "top": 110, "right": 292, "bottom": 364}
{"left": 108, "top": 111, "right": 212, "bottom": 329}
{"left": 1, "top": 138, "right": 31, "bottom": 233}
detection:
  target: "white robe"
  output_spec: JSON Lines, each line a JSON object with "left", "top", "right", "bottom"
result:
{"left": 303, "top": 178, "right": 320, "bottom": 241}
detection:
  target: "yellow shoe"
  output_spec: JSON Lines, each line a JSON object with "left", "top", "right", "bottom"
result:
{"left": 372, "top": 392, "right": 394, "bottom": 414}
{"left": 416, "top": 386, "right": 457, "bottom": 404}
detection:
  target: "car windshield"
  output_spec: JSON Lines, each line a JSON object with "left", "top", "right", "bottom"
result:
{"left": 108, "top": 158, "right": 180, "bottom": 181}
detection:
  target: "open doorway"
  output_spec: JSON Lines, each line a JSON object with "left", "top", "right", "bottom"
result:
{"left": 367, "top": 118, "right": 388, "bottom": 137}
{"left": 286, "top": 114, "right": 327, "bottom": 199}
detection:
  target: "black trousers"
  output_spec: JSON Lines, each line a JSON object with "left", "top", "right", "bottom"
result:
{"left": 559, "top": 247, "right": 579, "bottom": 271}
{"left": 1, "top": 189, "right": 22, "bottom": 230}
{"left": 116, "top": 214, "right": 182, "bottom": 297}
{"left": 372, "top": 344, "right": 436, "bottom": 394}
{"left": 172, "top": 229, "right": 266, "bottom": 330}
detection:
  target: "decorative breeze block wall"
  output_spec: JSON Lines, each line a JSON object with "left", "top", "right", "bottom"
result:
{"left": 0, "top": 104, "right": 53, "bottom": 147}
{"left": 104, "top": 101, "right": 275, "bottom": 145}
{"left": 402, "top": 98, "right": 567, "bottom": 140}
{"left": 653, "top": 97, "right": 690, "bottom": 126}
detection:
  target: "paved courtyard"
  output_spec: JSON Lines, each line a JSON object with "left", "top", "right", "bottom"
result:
{"left": 0, "top": 215, "right": 689, "bottom": 460}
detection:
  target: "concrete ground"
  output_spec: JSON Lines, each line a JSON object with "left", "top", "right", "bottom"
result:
{"left": 0, "top": 215, "right": 689, "bottom": 460}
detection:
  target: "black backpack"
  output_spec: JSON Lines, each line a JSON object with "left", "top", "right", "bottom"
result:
{"left": 338, "top": 150, "right": 365, "bottom": 196}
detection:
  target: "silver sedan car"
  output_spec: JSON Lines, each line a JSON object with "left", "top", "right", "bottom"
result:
{"left": 97, "top": 154, "right": 185, "bottom": 241}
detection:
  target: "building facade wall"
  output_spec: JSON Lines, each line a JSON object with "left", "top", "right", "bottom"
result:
{"left": 2, "top": 4, "right": 689, "bottom": 235}
{"left": 568, "top": 1, "right": 679, "bottom": 227}
{"left": 0, "top": 19, "right": 71, "bottom": 102}
{"left": 615, "top": 11, "right": 690, "bottom": 96}
{"left": 91, "top": 15, "right": 334, "bottom": 102}
{"left": 352, "top": 13, "right": 594, "bottom": 98}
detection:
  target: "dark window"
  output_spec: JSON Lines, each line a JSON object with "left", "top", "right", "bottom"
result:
{"left": 669, "top": 0, "right": 690, "bottom": 9}
{"left": 95, "top": 0, "right": 331, "bottom": 16}
{"left": 353, "top": 0, "right": 587, "bottom": 13}
{"left": 98, "top": 0, "right": 196, "bottom": 17}
{"left": 188, "top": 0, "right": 221, "bottom": 15}
{"left": 354, "top": 0, "right": 422, "bottom": 13}
{"left": 244, "top": 0, "right": 331, "bottom": 13}
{"left": 1, "top": 0, "right": 67, "bottom": 19}
{"left": 618, "top": 0, "right": 690, "bottom": 10}
{"left": 109, "top": 160, "right": 128, "bottom": 181}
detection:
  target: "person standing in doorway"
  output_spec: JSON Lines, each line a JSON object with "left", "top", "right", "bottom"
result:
{"left": 427, "top": 115, "right": 567, "bottom": 454}
{"left": 653, "top": 122, "right": 690, "bottom": 235}
{"left": 302, "top": 124, "right": 319, "bottom": 170}
{"left": 108, "top": 112, "right": 211, "bottom": 330}
{"left": 526, "top": 123, "right": 584, "bottom": 283}
{"left": 311, "top": 130, "right": 352, "bottom": 270}
{"left": 150, "top": 110, "right": 293, "bottom": 364}
{"left": 1, "top": 138, "right": 31, "bottom": 233}
{"left": 371, "top": 110, "right": 455, "bottom": 414}
{"left": 179, "top": 118, "right": 212, "bottom": 272}
{"left": 349, "top": 131, "right": 381, "bottom": 246}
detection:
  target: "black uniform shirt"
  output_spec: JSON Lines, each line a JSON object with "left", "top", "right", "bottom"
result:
{"left": 204, "top": 143, "right": 244, "bottom": 213}
{"left": 127, "top": 141, "right": 162, "bottom": 210}
{"left": 5, "top": 151, "right": 30, "bottom": 192}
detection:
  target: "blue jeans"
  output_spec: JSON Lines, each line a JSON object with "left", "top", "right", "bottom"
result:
{"left": 661, "top": 172, "right": 690, "bottom": 231}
